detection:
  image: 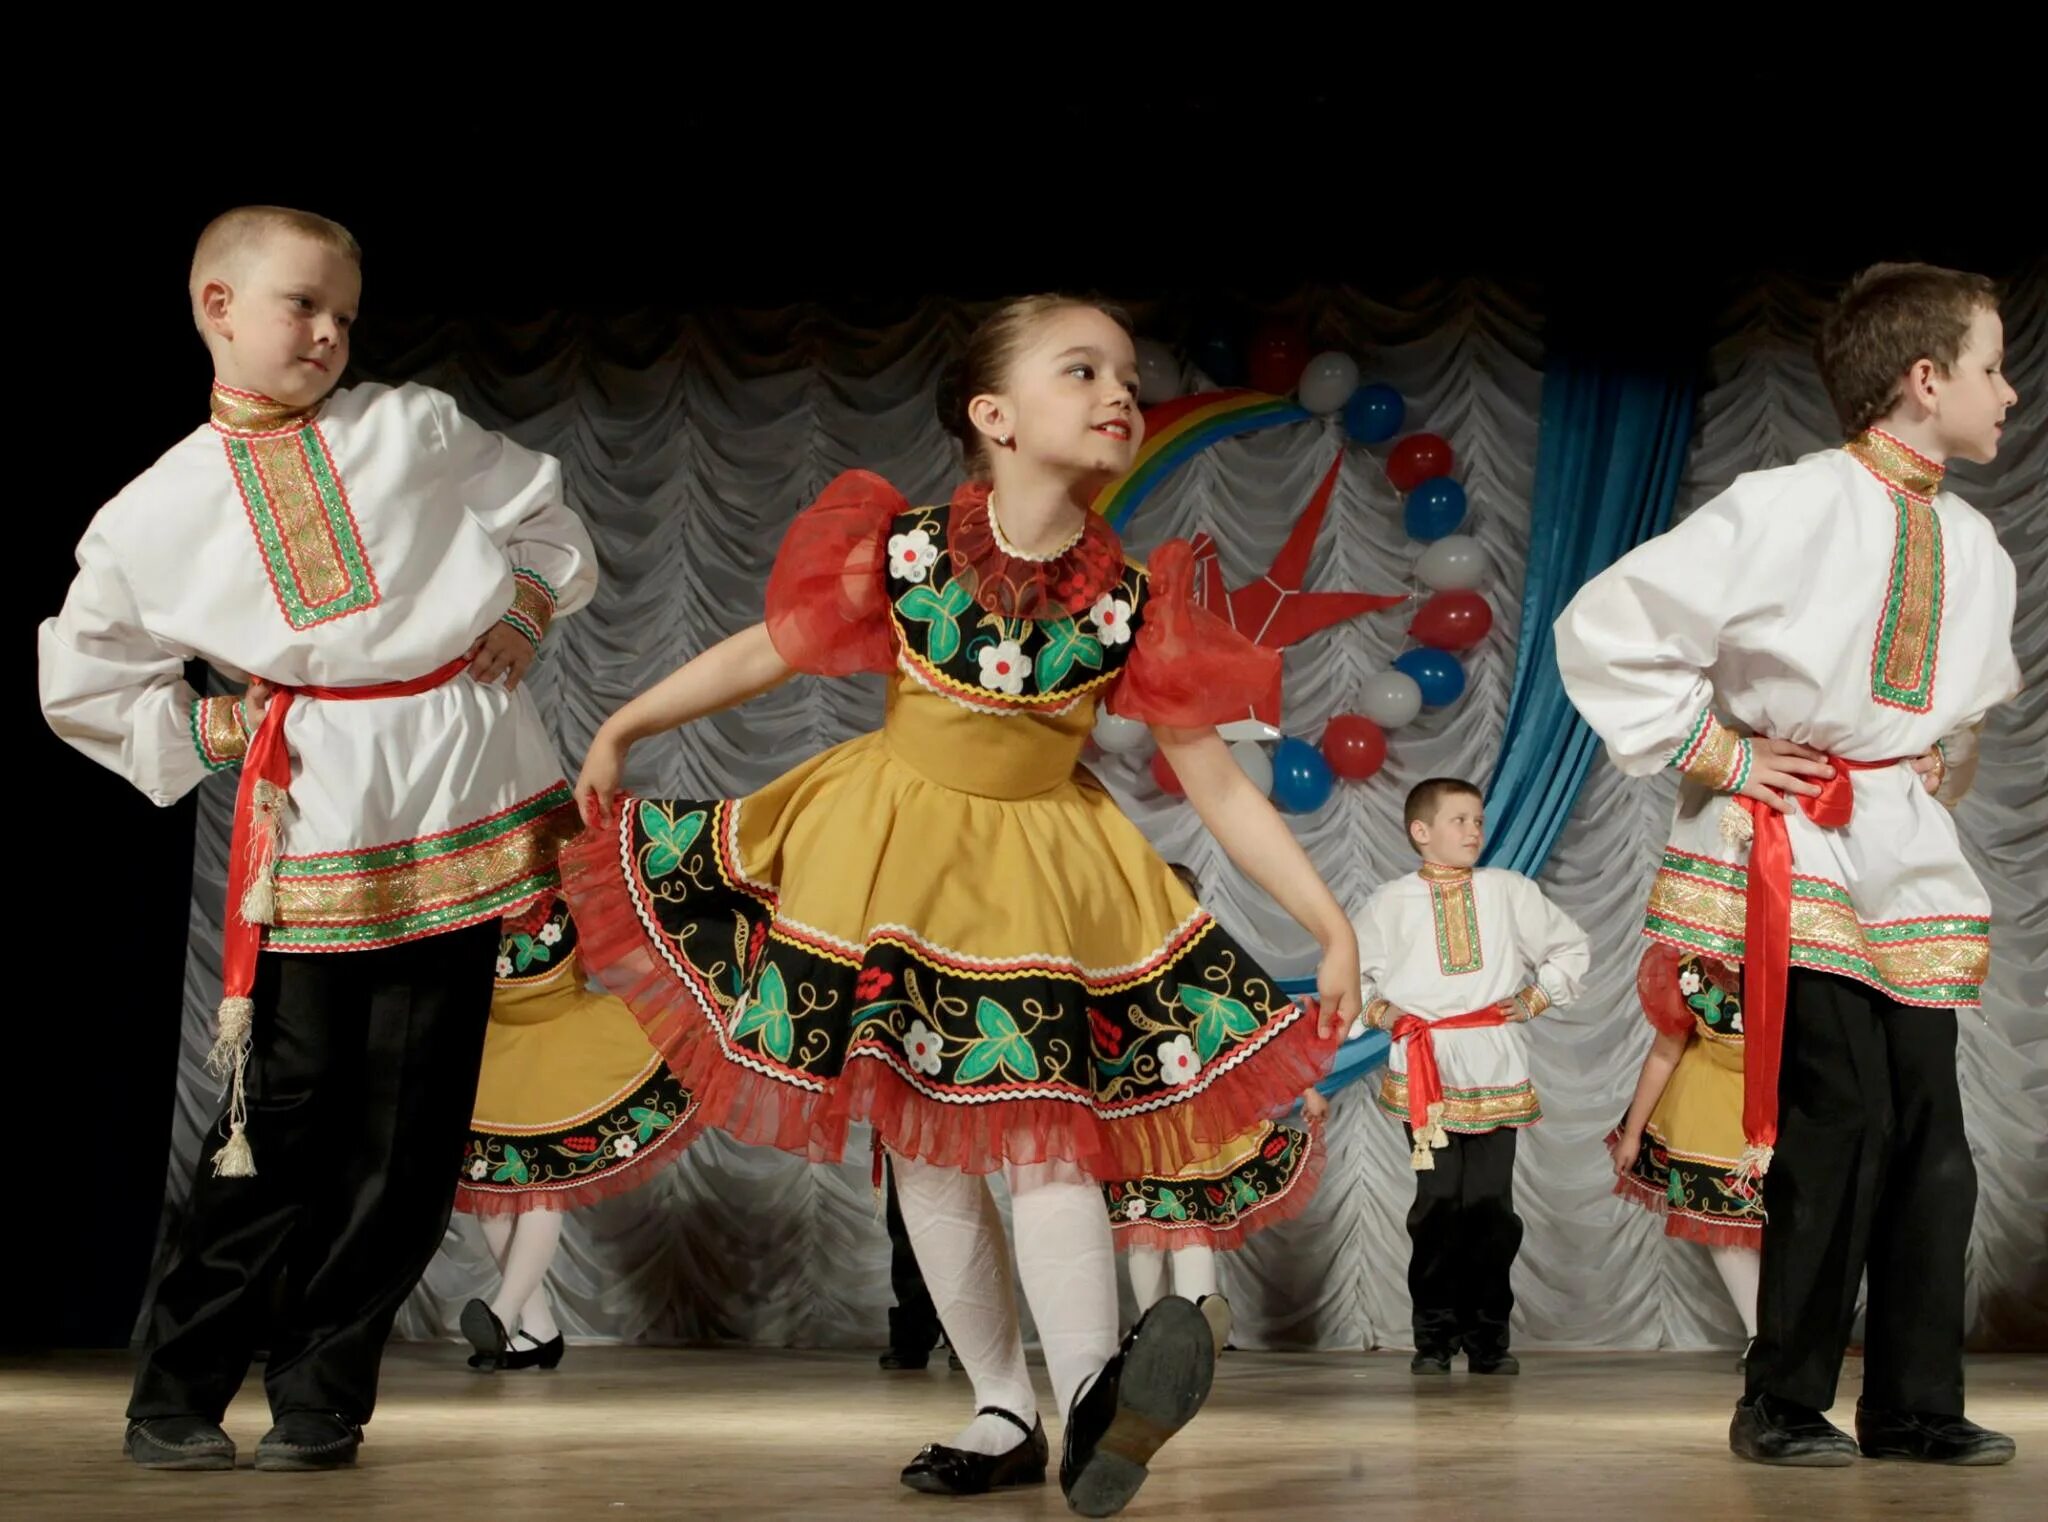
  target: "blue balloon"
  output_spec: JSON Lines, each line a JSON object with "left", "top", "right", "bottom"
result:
{"left": 1269, "top": 736, "right": 1336, "bottom": 814}
{"left": 1403, "top": 478, "right": 1468, "bottom": 542}
{"left": 1342, "top": 382, "right": 1405, "bottom": 445}
{"left": 1393, "top": 647, "right": 1467, "bottom": 708}
{"left": 1189, "top": 331, "right": 1245, "bottom": 388}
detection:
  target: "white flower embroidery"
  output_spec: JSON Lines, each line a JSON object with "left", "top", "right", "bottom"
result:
{"left": 1157, "top": 1035, "right": 1202, "bottom": 1086}
{"left": 903, "top": 1020, "right": 943, "bottom": 1076}
{"left": 495, "top": 955, "right": 514, "bottom": 979}
{"left": 612, "top": 1135, "right": 639, "bottom": 1159}
{"left": 538, "top": 921, "right": 563, "bottom": 945}
{"left": 1122, "top": 1197, "right": 1148, "bottom": 1221}
{"left": 887, "top": 528, "right": 939, "bottom": 583}
{"left": 1089, "top": 594, "right": 1133, "bottom": 647}
{"left": 978, "top": 640, "right": 1028, "bottom": 696}
{"left": 1677, "top": 966, "right": 1703, "bottom": 996}
{"left": 467, "top": 1157, "right": 489, "bottom": 1180}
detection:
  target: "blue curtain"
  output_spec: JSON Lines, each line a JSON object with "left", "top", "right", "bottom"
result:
{"left": 1480, "top": 353, "right": 1698, "bottom": 875}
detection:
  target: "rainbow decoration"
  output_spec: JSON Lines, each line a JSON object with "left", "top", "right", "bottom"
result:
{"left": 1091, "top": 388, "right": 1313, "bottom": 533}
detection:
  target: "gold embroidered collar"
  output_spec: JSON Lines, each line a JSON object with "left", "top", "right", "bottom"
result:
{"left": 211, "top": 382, "right": 320, "bottom": 437}
{"left": 1845, "top": 428, "right": 1944, "bottom": 502}
{"left": 1418, "top": 862, "right": 1473, "bottom": 884}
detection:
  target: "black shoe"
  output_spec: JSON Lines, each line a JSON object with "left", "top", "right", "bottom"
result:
{"left": 460, "top": 1298, "right": 509, "bottom": 1372}
{"left": 254, "top": 1412, "right": 363, "bottom": 1472}
{"left": 501, "top": 1331, "right": 564, "bottom": 1371}
{"left": 1729, "top": 1394, "right": 1857, "bottom": 1467}
{"left": 123, "top": 1416, "right": 235, "bottom": 1471}
{"left": 900, "top": 1407, "right": 1047, "bottom": 1495}
{"left": 1195, "top": 1294, "right": 1233, "bottom": 1359}
{"left": 1061, "top": 1295, "right": 1216, "bottom": 1518}
{"left": 1410, "top": 1351, "right": 1452, "bottom": 1375}
{"left": 1855, "top": 1405, "right": 2016, "bottom": 1466}
{"left": 1468, "top": 1352, "right": 1520, "bottom": 1376}
{"left": 879, "top": 1346, "right": 932, "bottom": 1371}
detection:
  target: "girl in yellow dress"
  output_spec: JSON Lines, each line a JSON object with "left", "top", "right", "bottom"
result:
{"left": 452, "top": 896, "right": 698, "bottom": 1371}
{"left": 561, "top": 297, "right": 1358, "bottom": 1516}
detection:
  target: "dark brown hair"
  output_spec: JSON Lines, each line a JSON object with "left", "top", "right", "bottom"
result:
{"left": 1816, "top": 263, "right": 1999, "bottom": 436}
{"left": 1403, "top": 778, "right": 1482, "bottom": 849}
{"left": 1166, "top": 861, "right": 1202, "bottom": 898}
{"left": 935, "top": 294, "right": 1133, "bottom": 477}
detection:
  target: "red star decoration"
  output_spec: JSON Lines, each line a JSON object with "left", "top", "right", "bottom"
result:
{"left": 1186, "top": 453, "right": 1405, "bottom": 728}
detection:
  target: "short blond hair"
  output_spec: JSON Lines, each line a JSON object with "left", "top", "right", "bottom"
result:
{"left": 189, "top": 205, "right": 361, "bottom": 324}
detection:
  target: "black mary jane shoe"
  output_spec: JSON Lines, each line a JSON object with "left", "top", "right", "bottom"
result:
{"left": 1061, "top": 1295, "right": 1216, "bottom": 1518}
{"left": 900, "top": 1406, "right": 1048, "bottom": 1495}
{"left": 460, "top": 1298, "right": 509, "bottom": 1372}
{"left": 500, "top": 1331, "right": 565, "bottom": 1371}
{"left": 1855, "top": 1404, "right": 2016, "bottom": 1466}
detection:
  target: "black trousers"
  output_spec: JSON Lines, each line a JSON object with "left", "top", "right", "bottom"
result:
{"left": 1746, "top": 969, "right": 1974, "bottom": 1416}
{"left": 882, "top": 1157, "right": 943, "bottom": 1352}
{"left": 1405, "top": 1126, "right": 1522, "bottom": 1357}
{"left": 129, "top": 920, "right": 498, "bottom": 1425}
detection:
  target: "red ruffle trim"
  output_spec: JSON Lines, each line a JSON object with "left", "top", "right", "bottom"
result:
{"left": 946, "top": 482, "right": 1127, "bottom": 619}
{"left": 1111, "top": 1129, "right": 1325, "bottom": 1253}
{"left": 557, "top": 819, "right": 1341, "bottom": 1179}
{"left": 1109, "top": 539, "right": 1282, "bottom": 729}
{"left": 762, "top": 469, "right": 906, "bottom": 676}
{"left": 451, "top": 1114, "right": 701, "bottom": 1218}
{"left": 1610, "top": 1168, "right": 1763, "bottom": 1250}
{"left": 1636, "top": 941, "right": 1740, "bottom": 1040}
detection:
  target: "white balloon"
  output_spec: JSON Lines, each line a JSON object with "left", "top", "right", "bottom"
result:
{"left": 1416, "top": 534, "right": 1489, "bottom": 591}
{"left": 1357, "top": 671, "right": 1424, "bottom": 729}
{"left": 1134, "top": 339, "right": 1184, "bottom": 406}
{"left": 1297, "top": 352, "right": 1361, "bottom": 415}
{"left": 1229, "top": 739, "right": 1274, "bottom": 798}
{"left": 1092, "top": 708, "right": 1154, "bottom": 755}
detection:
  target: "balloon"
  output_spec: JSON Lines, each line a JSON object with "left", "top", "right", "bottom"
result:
{"left": 1409, "top": 590, "right": 1494, "bottom": 651}
{"left": 1342, "top": 382, "right": 1405, "bottom": 445}
{"left": 1269, "top": 737, "right": 1336, "bottom": 814}
{"left": 1296, "top": 352, "right": 1360, "bottom": 415}
{"left": 1188, "top": 315, "right": 1245, "bottom": 388}
{"left": 1387, "top": 433, "right": 1455, "bottom": 493}
{"left": 1149, "top": 748, "right": 1185, "bottom": 797}
{"left": 1403, "top": 478, "right": 1468, "bottom": 542}
{"left": 1134, "top": 338, "right": 1184, "bottom": 406}
{"left": 1416, "top": 533, "right": 1489, "bottom": 591}
{"left": 1093, "top": 708, "right": 1153, "bottom": 756}
{"left": 1321, "top": 715, "right": 1388, "bottom": 782}
{"left": 1229, "top": 739, "right": 1274, "bottom": 797}
{"left": 1393, "top": 647, "right": 1467, "bottom": 707}
{"left": 1357, "top": 670, "right": 1424, "bottom": 729}
{"left": 1245, "top": 323, "right": 1310, "bottom": 397}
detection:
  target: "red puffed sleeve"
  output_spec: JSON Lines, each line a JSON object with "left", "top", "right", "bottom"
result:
{"left": 1635, "top": 942, "right": 1737, "bottom": 1040}
{"left": 763, "top": 470, "right": 908, "bottom": 676}
{"left": 1108, "top": 539, "right": 1281, "bottom": 727}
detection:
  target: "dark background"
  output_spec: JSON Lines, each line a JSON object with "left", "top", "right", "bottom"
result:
{"left": 17, "top": 68, "right": 2039, "bottom": 1349}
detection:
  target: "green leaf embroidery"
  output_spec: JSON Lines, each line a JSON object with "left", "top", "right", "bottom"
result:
{"left": 1181, "top": 986, "right": 1262, "bottom": 1064}
{"left": 629, "top": 1104, "right": 672, "bottom": 1143}
{"left": 1033, "top": 615, "right": 1104, "bottom": 691}
{"left": 898, "top": 580, "right": 974, "bottom": 664}
{"left": 730, "top": 964, "right": 794, "bottom": 1063}
{"left": 1231, "top": 1176, "right": 1260, "bottom": 1209}
{"left": 510, "top": 933, "right": 555, "bottom": 972}
{"left": 954, "top": 997, "right": 1041, "bottom": 1083}
{"left": 492, "top": 1146, "right": 530, "bottom": 1185}
{"left": 1150, "top": 1188, "right": 1190, "bottom": 1222}
{"left": 640, "top": 802, "right": 707, "bottom": 879}
{"left": 1666, "top": 1168, "right": 1684, "bottom": 1206}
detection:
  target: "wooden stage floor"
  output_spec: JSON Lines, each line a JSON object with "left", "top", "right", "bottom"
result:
{"left": 4, "top": 1345, "right": 2040, "bottom": 1520}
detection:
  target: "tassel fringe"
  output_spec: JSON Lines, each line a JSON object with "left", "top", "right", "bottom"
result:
{"left": 237, "top": 778, "right": 288, "bottom": 926}
{"left": 208, "top": 995, "right": 257, "bottom": 1178}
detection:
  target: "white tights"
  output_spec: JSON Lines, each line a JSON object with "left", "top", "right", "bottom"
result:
{"left": 1124, "top": 1244, "right": 1217, "bottom": 1312}
{"left": 892, "top": 1156, "right": 1119, "bottom": 1456}
{"left": 1709, "top": 1243, "right": 1759, "bottom": 1339}
{"left": 479, "top": 1207, "right": 564, "bottom": 1344}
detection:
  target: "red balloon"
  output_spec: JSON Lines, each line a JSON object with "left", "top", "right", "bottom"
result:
{"left": 1386, "top": 432, "right": 1455, "bottom": 493}
{"left": 1150, "top": 749, "right": 1186, "bottom": 797}
{"left": 1409, "top": 590, "right": 1494, "bottom": 651}
{"left": 1321, "top": 715, "right": 1388, "bottom": 782}
{"left": 1245, "top": 323, "right": 1310, "bottom": 397}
